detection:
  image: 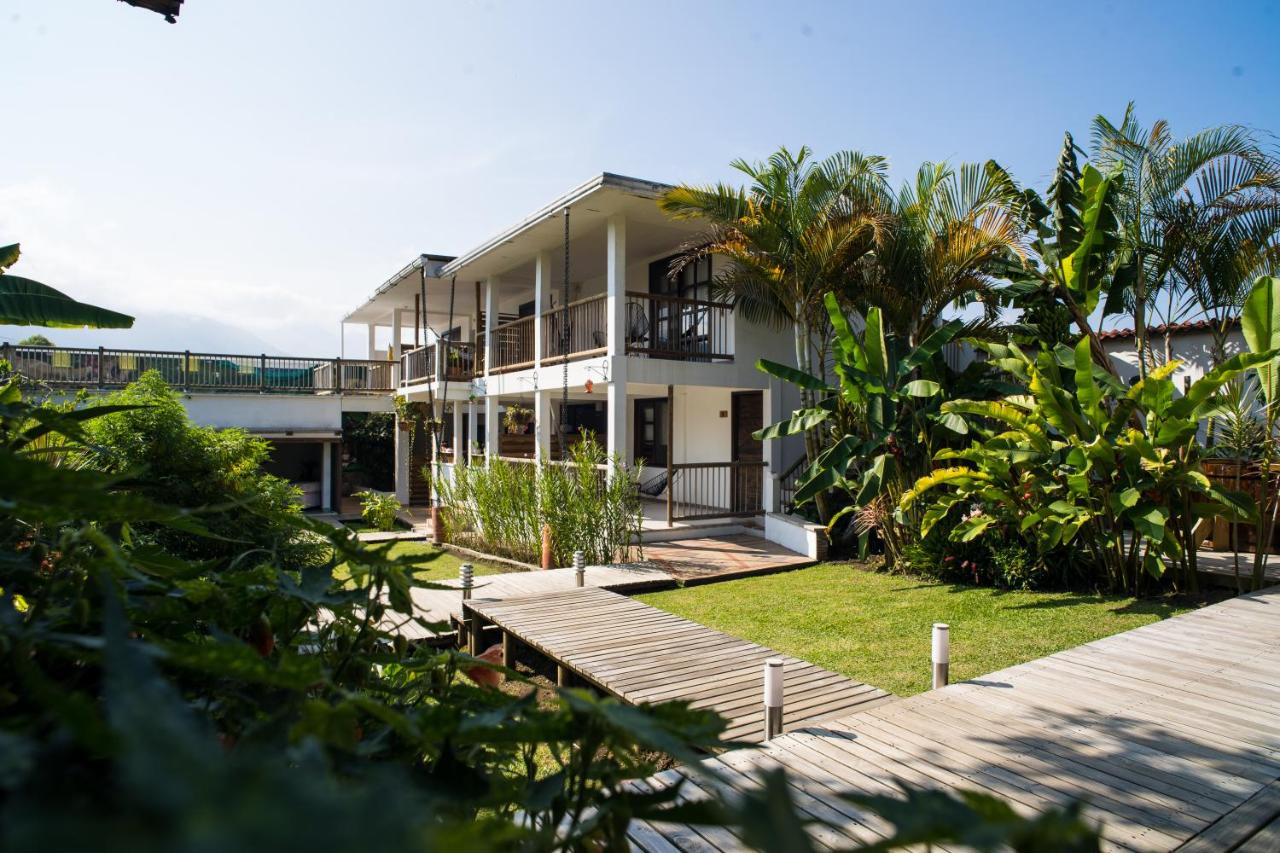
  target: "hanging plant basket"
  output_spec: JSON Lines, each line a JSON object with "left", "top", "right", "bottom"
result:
{"left": 504, "top": 404, "right": 533, "bottom": 435}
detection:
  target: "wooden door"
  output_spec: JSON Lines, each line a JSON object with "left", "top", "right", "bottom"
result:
{"left": 731, "top": 391, "right": 763, "bottom": 513}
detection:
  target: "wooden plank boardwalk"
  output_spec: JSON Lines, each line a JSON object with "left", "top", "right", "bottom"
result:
{"left": 1194, "top": 550, "right": 1280, "bottom": 587}
{"left": 629, "top": 587, "right": 1280, "bottom": 852}
{"left": 399, "top": 564, "right": 673, "bottom": 640}
{"left": 463, "top": 586, "right": 896, "bottom": 743}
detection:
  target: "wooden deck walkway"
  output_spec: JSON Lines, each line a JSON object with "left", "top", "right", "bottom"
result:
{"left": 398, "top": 564, "right": 673, "bottom": 640}
{"left": 463, "top": 586, "right": 896, "bottom": 743}
{"left": 630, "top": 587, "right": 1280, "bottom": 852}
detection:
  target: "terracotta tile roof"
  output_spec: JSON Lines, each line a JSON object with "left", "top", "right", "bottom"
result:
{"left": 1098, "top": 317, "right": 1238, "bottom": 341}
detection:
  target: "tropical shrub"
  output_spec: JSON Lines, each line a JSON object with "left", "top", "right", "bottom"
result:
{"left": 82, "top": 370, "right": 326, "bottom": 570}
{"left": 758, "top": 293, "right": 962, "bottom": 564}
{"left": 899, "top": 337, "right": 1272, "bottom": 593}
{"left": 438, "top": 432, "right": 642, "bottom": 566}
{"left": 357, "top": 488, "right": 401, "bottom": 531}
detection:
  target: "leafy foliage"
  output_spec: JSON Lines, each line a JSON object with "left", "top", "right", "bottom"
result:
{"left": 758, "top": 293, "right": 963, "bottom": 564}
{"left": 82, "top": 370, "right": 325, "bottom": 569}
{"left": 357, "top": 489, "right": 401, "bottom": 531}
{"left": 899, "top": 337, "right": 1273, "bottom": 593}
{"left": 0, "top": 373, "right": 735, "bottom": 850}
{"left": 0, "top": 242, "right": 135, "bottom": 329}
{"left": 438, "top": 432, "right": 642, "bottom": 566}
{"left": 660, "top": 146, "right": 892, "bottom": 520}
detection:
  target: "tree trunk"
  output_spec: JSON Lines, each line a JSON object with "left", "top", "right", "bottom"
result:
{"left": 793, "top": 310, "right": 831, "bottom": 524}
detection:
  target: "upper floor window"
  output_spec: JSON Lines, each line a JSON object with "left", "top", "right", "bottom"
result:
{"left": 649, "top": 255, "right": 712, "bottom": 301}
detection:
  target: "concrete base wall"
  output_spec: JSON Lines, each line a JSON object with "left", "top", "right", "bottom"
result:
{"left": 764, "top": 512, "right": 828, "bottom": 561}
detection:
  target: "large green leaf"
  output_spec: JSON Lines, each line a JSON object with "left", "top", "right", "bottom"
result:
{"left": 0, "top": 243, "right": 19, "bottom": 271}
{"left": 823, "top": 291, "right": 859, "bottom": 363}
{"left": 1241, "top": 276, "right": 1280, "bottom": 405}
{"left": 0, "top": 275, "right": 135, "bottom": 329}
{"left": 1059, "top": 164, "right": 1116, "bottom": 315}
{"left": 754, "top": 358, "right": 831, "bottom": 391}
{"left": 861, "top": 305, "right": 888, "bottom": 380}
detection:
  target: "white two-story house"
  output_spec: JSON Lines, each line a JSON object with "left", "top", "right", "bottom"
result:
{"left": 343, "top": 173, "right": 807, "bottom": 528}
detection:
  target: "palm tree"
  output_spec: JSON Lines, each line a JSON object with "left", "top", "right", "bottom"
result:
{"left": 1169, "top": 200, "right": 1280, "bottom": 366}
{"left": 850, "top": 161, "right": 1029, "bottom": 346}
{"left": 1091, "top": 103, "right": 1280, "bottom": 378}
{"left": 658, "top": 147, "right": 891, "bottom": 519}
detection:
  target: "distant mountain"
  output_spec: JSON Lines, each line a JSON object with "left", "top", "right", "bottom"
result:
{"left": 0, "top": 311, "right": 292, "bottom": 356}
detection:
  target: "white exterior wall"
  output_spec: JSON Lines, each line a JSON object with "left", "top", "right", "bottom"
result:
{"left": 178, "top": 394, "right": 343, "bottom": 431}
{"left": 1102, "top": 328, "right": 1244, "bottom": 389}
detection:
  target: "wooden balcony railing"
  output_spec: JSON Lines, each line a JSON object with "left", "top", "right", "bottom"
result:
{"left": 401, "top": 344, "right": 435, "bottom": 385}
{"left": 2, "top": 343, "right": 395, "bottom": 394}
{"left": 441, "top": 340, "right": 477, "bottom": 380}
{"left": 624, "top": 291, "right": 733, "bottom": 362}
{"left": 541, "top": 293, "right": 608, "bottom": 363}
{"left": 491, "top": 316, "right": 535, "bottom": 372}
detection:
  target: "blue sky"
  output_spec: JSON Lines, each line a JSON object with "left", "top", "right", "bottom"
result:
{"left": 3, "top": 0, "right": 1278, "bottom": 354}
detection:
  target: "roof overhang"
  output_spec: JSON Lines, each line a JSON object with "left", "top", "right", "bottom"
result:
{"left": 343, "top": 172, "right": 683, "bottom": 325}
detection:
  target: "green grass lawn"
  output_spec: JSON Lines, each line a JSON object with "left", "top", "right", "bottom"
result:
{"left": 336, "top": 540, "right": 509, "bottom": 583}
{"left": 638, "top": 563, "right": 1210, "bottom": 696}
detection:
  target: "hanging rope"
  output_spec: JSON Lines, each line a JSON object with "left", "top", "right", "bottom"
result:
{"left": 561, "top": 206, "right": 570, "bottom": 461}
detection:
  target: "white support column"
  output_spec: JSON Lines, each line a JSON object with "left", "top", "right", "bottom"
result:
{"left": 320, "top": 441, "right": 333, "bottom": 511}
{"left": 391, "top": 309, "right": 405, "bottom": 362}
{"left": 534, "top": 389, "right": 553, "bottom": 463}
{"left": 485, "top": 395, "right": 500, "bottom": 465}
{"left": 452, "top": 402, "right": 464, "bottom": 462}
{"left": 605, "top": 215, "right": 629, "bottom": 471}
{"left": 484, "top": 277, "right": 497, "bottom": 377}
{"left": 763, "top": 382, "right": 783, "bottom": 512}
{"left": 467, "top": 399, "right": 478, "bottom": 463}
{"left": 605, "top": 216, "right": 627, "bottom": 359}
{"left": 394, "top": 416, "right": 411, "bottom": 504}
{"left": 534, "top": 252, "right": 551, "bottom": 366}
{"left": 366, "top": 323, "right": 377, "bottom": 360}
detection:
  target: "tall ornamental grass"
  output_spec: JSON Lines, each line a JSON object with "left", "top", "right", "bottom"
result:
{"left": 438, "top": 432, "right": 642, "bottom": 566}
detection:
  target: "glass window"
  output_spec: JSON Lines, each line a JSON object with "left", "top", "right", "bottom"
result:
{"left": 633, "top": 398, "right": 669, "bottom": 466}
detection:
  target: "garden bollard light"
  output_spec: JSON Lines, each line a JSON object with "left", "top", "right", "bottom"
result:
{"left": 460, "top": 563, "right": 474, "bottom": 601}
{"left": 932, "top": 623, "right": 950, "bottom": 689}
{"left": 763, "top": 658, "right": 784, "bottom": 741}
{"left": 573, "top": 550, "right": 585, "bottom": 587}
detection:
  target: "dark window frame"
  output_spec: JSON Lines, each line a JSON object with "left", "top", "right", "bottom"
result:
{"left": 633, "top": 397, "right": 669, "bottom": 467}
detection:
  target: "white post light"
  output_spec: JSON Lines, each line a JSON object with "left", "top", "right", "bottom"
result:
{"left": 932, "top": 623, "right": 950, "bottom": 689}
{"left": 763, "top": 658, "right": 784, "bottom": 741}
{"left": 460, "top": 563, "right": 474, "bottom": 601}
{"left": 573, "top": 550, "right": 585, "bottom": 587}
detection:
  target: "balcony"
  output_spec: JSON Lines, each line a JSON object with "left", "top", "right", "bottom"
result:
{"left": 3, "top": 343, "right": 394, "bottom": 394}
{"left": 400, "top": 340, "right": 479, "bottom": 385}
{"left": 485, "top": 291, "right": 734, "bottom": 375}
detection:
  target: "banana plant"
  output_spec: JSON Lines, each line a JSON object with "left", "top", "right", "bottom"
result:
{"left": 899, "top": 336, "right": 1275, "bottom": 593}
{"left": 0, "top": 243, "right": 134, "bottom": 329}
{"left": 1240, "top": 275, "right": 1280, "bottom": 589}
{"left": 1000, "top": 134, "right": 1135, "bottom": 370}
{"left": 756, "top": 292, "right": 962, "bottom": 564}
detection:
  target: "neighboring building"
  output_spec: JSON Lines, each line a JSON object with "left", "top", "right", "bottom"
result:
{"left": 2, "top": 342, "right": 395, "bottom": 511}
{"left": 1099, "top": 318, "right": 1244, "bottom": 389}
{"left": 343, "top": 173, "right": 807, "bottom": 525}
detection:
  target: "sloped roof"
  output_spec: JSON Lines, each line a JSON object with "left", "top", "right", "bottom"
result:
{"left": 1098, "top": 317, "right": 1239, "bottom": 341}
